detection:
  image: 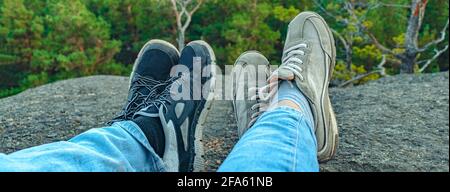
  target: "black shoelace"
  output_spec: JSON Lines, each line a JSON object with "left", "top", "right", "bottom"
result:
{"left": 108, "top": 73, "right": 178, "bottom": 124}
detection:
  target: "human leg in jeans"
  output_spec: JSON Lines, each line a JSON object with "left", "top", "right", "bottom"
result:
{"left": 0, "top": 39, "right": 179, "bottom": 172}
{"left": 0, "top": 40, "right": 217, "bottom": 172}
{"left": 0, "top": 121, "right": 166, "bottom": 172}
{"left": 219, "top": 11, "right": 338, "bottom": 172}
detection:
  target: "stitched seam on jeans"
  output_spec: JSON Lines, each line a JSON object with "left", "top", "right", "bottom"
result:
{"left": 292, "top": 113, "right": 303, "bottom": 171}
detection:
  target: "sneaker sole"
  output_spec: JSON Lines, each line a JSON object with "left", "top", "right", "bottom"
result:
{"left": 318, "top": 14, "right": 339, "bottom": 163}
{"left": 298, "top": 12, "right": 338, "bottom": 162}
{"left": 129, "top": 39, "right": 180, "bottom": 87}
{"left": 186, "top": 40, "right": 217, "bottom": 172}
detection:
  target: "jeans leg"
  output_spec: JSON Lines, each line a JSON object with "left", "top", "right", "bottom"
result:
{"left": 218, "top": 107, "right": 319, "bottom": 172}
{"left": 0, "top": 121, "right": 166, "bottom": 172}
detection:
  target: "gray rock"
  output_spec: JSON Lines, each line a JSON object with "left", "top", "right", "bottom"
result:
{"left": 0, "top": 72, "right": 448, "bottom": 172}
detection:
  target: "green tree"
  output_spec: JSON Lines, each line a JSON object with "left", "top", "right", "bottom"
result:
{"left": 365, "top": 0, "right": 449, "bottom": 73}
{"left": 0, "top": 0, "right": 44, "bottom": 65}
{"left": 31, "top": 0, "right": 121, "bottom": 80}
{"left": 223, "top": 0, "right": 280, "bottom": 65}
{"left": 84, "top": 0, "right": 174, "bottom": 65}
{"left": 0, "top": 0, "right": 449, "bottom": 98}
{"left": 0, "top": 0, "right": 44, "bottom": 91}
{"left": 192, "top": 0, "right": 281, "bottom": 66}
{"left": 421, "top": 0, "right": 449, "bottom": 71}
{"left": 312, "top": 0, "right": 384, "bottom": 85}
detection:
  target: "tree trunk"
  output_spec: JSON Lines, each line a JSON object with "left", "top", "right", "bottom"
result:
{"left": 400, "top": 0, "right": 427, "bottom": 73}
{"left": 178, "top": 30, "right": 185, "bottom": 50}
{"left": 400, "top": 52, "right": 417, "bottom": 73}
{"left": 346, "top": 41, "right": 353, "bottom": 70}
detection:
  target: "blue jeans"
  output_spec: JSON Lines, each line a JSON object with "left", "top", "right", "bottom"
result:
{"left": 0, "top": 107, "right": 318, "bottom": 172}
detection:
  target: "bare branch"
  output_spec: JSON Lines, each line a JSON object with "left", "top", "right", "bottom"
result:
{"left": 338, "top": 55, "right": 388, "bottom": 88}
{"left": 312, "top": 0, "right": 338, "bottom": 19}
{"left": 331, "top": 28, "right": 350, "bottom": 52}
{"left": 189, "top": 0, "right": 203, "bottom": 16}
{"left": 418, "top": 45, "right": 449, "bottom": 72}
{"left": 170, "top": 0, "right": 204, "bottom": 50}
{"left": 377, "top": 55, "right": 388, "bottom": 77}
{"left": 338, "top": 71, "right": 378, "bottom": 88}
{"left": 418, "top": 19, "right": 449, "bottom": 52}
{"left": 416, "top": 0, "right": 429, "bottom": 47}
{"left": 366, "top": 32, "right": 397, "bottom": 56}
{"left": 181, "top": 0, "right": 203, "bottom": 31}
{"left": 331, "top": 28, "right": 353, "bottom": 69}
{"left": 378, "top": 3, "right": 411, "bottom": 8}
{"left": 179, "top": 2, "right": 188, "bottom": 18}
{"left": 342, "top": 1, "right": 397, "bottom": 57}
{"left": 170, "top": 0, "right": 182, "bottom": 29}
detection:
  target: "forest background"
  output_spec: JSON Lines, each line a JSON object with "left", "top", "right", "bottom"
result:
{"left": 0, "top": 0, "right": 448, "bottom": 98}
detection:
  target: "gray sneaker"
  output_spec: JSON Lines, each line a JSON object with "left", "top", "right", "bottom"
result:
{"left": 232, "top": 51, "right": 271, "bottom": 137}
{"left": 273, "top": 11, "right": 338, "bottom": 162}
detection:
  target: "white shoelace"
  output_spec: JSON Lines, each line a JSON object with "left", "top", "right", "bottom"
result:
{"left": 247, "top": 43, "right": 308, "bottom": 128}
{"left": 269, "top": 43, "right": 308, "bottom": 81}
{"left": 246, "top": 67, "right": 274, "bottom": 128}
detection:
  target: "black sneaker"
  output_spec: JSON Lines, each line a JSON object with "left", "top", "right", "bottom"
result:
{"left": 109, "top": 40, "right": 180, "bottom": 124}
{"left": 134, "top": 40, "right": 216, "bottom": 172}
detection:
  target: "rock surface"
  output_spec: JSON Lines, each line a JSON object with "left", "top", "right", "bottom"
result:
{"left": 0, "top": 72, "right": 448, "bottom": 172}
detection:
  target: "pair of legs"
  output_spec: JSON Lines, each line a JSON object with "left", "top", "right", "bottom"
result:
{"left": 0, "top": 105, "right": 317, "bottom": 172}
{"left": 0, "top": 12, "right": 337, "bottom": 172}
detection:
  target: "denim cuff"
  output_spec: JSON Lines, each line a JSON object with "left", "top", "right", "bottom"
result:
{"left": 114, "top": 121, "right": 167, "bottom": 172}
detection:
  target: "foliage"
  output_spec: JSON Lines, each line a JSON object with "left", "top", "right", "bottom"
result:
{"left": 334, "top": 61, "right": 381, "bottom": 86}
{"left": 84, "top": 0, "right": 174, "bottom": 64}
{"left": 0, "top": 0, "right": 448, "bottom": 98}
{"left": 0, "top": 0, "right": 123, "bottom": 97}
{"left": 31, "top": 0, "right": 121, "bottom": 76}
{"left": 0, "top": 86, "right": 26, "bottom": 98}
{"left": 0, "top": 0, "right": 43, "bottom": 65}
